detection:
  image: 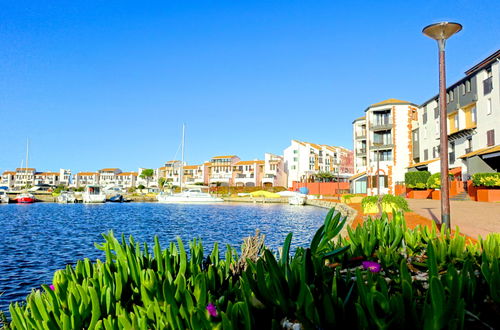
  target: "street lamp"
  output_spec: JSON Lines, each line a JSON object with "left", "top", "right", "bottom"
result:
{"left": 422, "top": 22, "right": 462, "bottom": 230}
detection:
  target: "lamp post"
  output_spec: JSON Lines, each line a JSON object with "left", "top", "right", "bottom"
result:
{"left": 422, "top": 22, "right": 462, "bottom": 231}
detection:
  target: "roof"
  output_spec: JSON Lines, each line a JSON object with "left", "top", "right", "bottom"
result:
{"left": 349, "top": 171, "right": 366, "bottom": 181}
{"left": 406, "top": 158, "right": 439, "bottom": 169}
{"left": 77, "top": 172, "right": 99, "bottom": 176}
{"left": 35, "top": 172, "right": 58, "bottom": 176}
{"left": 183, "top": 165, "right": 199, "bottom": 170}
{"left": 16, "top": 168, "right": 35, "bottom": 171}
{"left": 370, "top": 98, "right": 415, "bottom": 107}
{"left": 352, "top": 116, "right": 366, "bottom": 123}
{"left": 2, "top": 171, "right": 16, "bottom": 175}
{"left": 100, "top": 168, "right": 119, "bottom": 172}
{"left": 165, "top": 160, "right": 180, "bottom": 164}
{"left": 459, "top": 144, "right": 500, "bottom": 159}
{"left": 234, "top": 160, "right": 265, "bottom": 166}
{"left": 118, "top": 172, "right": 138, "bottom": 176}
{"left": 465, "top": 49, "right": 500, "bottom": 76}
{"left": 212, "top": 155, "right": 237, "bottom": 159}
{"left": 291, "top": 140, "right": 306, "bottom": 146}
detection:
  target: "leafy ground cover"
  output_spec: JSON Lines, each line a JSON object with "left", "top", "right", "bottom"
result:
{"left": 5, "top": 210, "right": 500, "bottom": 329}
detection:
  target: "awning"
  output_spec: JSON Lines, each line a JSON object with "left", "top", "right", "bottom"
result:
{"left": 459, "top": 145, "right": 500, "bottom": 159}
{"left": 449, "top": 167, "right": 462, "bottom": 175}
{"left": 349, "top": 171, "right": 366, "bottom": 181}
{"left": 406, "top": 158, "right": 439, "bottom": 169}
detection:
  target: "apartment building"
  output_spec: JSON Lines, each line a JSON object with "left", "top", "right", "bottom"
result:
{"left": 284, "top": 140, "right": 354, "bottom": 187}
{"left": 410, "top": 49, "right": 500, "bottom": 177}
{"left": 98, "top": 168, "right": 122, "bottom": 187}
{"left": 1, "top": 171, "right": 16, "bottom": 189}
{"left": 136, "top": 167, "right": 160, "bottom": 188}
{"left": 157, "top": 161, "right": 184, "bottom": 186}
{"left": 208, "top": 155, "right": 240, "bottom": 186}
{"left": 14, "top": 168, "right": 36, "bottom": 189}
{"left": 183, "top": 164, "right": 208, "bottom": 185}
{"left": 262, "top": 153, "right": 287, "bottom": 187}
{"left": 34, "top": 172, "right": 60, "bottom": 186}
{"left": 351, "top": 99, "right": 418, "bottom": 195}
{"left": 74, "top": 172, "right": 100, "bottom": 187}
{"left": 116, "top": 172, "right": 138, "bottom": 188}
{"left": 232, "top": 160, "right": 264, "bottom": 187}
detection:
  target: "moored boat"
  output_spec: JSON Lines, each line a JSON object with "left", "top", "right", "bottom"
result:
{"left": 157, "top": 188, "right": 223, "bottom": 203}
{"left": 289, "top": 194, "right": 306, "bottom": 205}
{"left": 109, "top": 194, "right": 124, "bottom": 203}
{"left": 0, "top": 190, "right": 9, "bottom": 203}
{"left": 16, "top": 192, "right": 35, "bottom": 203}
{"left": 57, "top": 191, "right": 76, "bottom": 203}
{"left": 82, "top": 185, "right": 106, "bottom": 203}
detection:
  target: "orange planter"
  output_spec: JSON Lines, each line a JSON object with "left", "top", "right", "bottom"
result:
{"left": 408, "top": 189, "right": 432, "bottom": 199}
{"left": 431, "top": 190, "right": 440, "bottom": 200}
{"left": 476, "top": 188, "right": 500, "bottom": 202}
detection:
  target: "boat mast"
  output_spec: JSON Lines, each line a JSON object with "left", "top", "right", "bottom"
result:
{"left": 25, "top": 138, "right": 29, "bottom": 188}
{"left": 180, "top": 124, "right": 185, "bottom": 191}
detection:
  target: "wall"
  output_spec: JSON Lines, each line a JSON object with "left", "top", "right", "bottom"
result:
{"left": 291, "top": 181, "right": 350, "bottom": 195}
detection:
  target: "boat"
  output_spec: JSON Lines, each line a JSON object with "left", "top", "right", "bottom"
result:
{"left": 57, "top": 191, "right": 76, "bottom": 203}
{"left": 16, "top": 192, "right": 35, "bottom": 203}
{"left": 157, "top": 187, "right": 223, "bottom": 203}
{"left": 82, "top": 185, "right": 106, "bottom": 203}
{"left": 157, "top": 125, "right": 223, "bottom": 204}
{"left": 289, "top": 194, "right": 306, "bottom": 205}
{"left": 109, "top": 194, "right": 125, "bottom": 203}
{"left": 0, "top": 190, "right": 10, "bottom": 203}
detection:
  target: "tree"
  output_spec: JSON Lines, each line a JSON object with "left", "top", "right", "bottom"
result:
{"left": 315, "top": 171, "right": 334, "bottom": 182}
{"left": 140, "top": 169, "right": 154, "bottom": 188}
{"left": 158, "top": 177, "right": 166, "bottom": 190}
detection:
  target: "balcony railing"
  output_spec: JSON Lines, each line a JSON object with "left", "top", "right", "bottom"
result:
{"left": 355, "top": 130, "right": 367, "bottom": 139}
{"left": 356, "top": 148, "right": 367, "bottom": 155}
{"left": 370, "top": 117, "right": 393, "bottom": 130}
{"left": 264, "top": 174, "right": 276, "bottom": 179}
{"left": 371, "top": 143, "right": 394, "bottom": 149}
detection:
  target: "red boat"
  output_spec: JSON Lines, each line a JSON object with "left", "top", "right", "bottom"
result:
{"left": 16, "top": 193, "right": 35, "bottom": 203}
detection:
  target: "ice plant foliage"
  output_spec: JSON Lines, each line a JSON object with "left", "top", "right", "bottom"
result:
{"left": 206, "top": 303, "right": 217, "bottom": 317}
{"left": 362, "top": 261, "right": 381, "bottom": 273}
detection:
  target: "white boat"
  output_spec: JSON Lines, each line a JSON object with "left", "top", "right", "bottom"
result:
{"left": 157, "top": 125, "right": 223, "bottom": 204}
{"left": 289, "top": 194, "right": 306, "bottom": 205}
{"left": 57, "top": 191, "right": 76, "bottom": 203}
{"left": 157, "top": 188, "right": 223, "bottom": 203}
{"left": 0, "top": 191, "right": 9, "bottom": 203}
{"left": 82, "top": 185, "right": 106, "bottom": 203}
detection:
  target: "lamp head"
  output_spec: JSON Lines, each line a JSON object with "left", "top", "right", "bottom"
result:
{"left": 422, "top": 22, "right": 462, "bottom": 41}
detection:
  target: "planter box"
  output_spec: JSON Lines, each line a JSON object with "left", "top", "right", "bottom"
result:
{"left": 342, "top": 196, "right": 363, "bottom": 204}
{"left": 431, "top": 190, "right": 440, "bottom": 200}
{"left": 476, "top": 188, "right": 500, "bottom": 202}
{"left": 407, "top": 189, "right": 432, "bottom": 199}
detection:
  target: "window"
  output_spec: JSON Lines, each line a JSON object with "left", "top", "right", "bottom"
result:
{"left": 293, "top": 157, "right": 298, "bottom": 162}
{"left": 484, "top": 68, "right": 493, "bottom": 95}
{"left": 454, "top": 114, "right": 459, "bottom": 130}
{"left": 487, "top": 130, "right": 495, "bottom": 147}
{"left": 466, "top": 79, "right": 471, "bottom": 92}
{"left": 434, "top": 107, "right": 439, "bottom": 119}
{"left": 423, "top": 109, "right": 427, "bottom": 124}
{"left": 450, "top": 90, "right": 454, "bottom": 101}
{"left": 293, "top": 150, "right": 298, "bottom": 154}
{"left": 487, "top": 98, "right": 492, "bottom": 115}
{"left": 472, "top": 106, "right": 477, "bottom": 123}
{"left": 446, "top": 93, "right": 450, "bottom": 103}
{"left": 461, "top": 84, "right": 466, "bottom": 95}
{"left": 370, "top": 175, "right": 388, "bottom": 188}
{"left": 291, "top": 165, "right": 296, "bottom": 170}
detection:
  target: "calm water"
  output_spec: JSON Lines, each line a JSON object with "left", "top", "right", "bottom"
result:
{"left": 0, "top": 202, "right": 327, "bottom": 311}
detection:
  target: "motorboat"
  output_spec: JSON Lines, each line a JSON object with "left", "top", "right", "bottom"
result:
{"left": 16, "top": 192, "right": 35, "bottom": 203}
{"left": 82, "top": 185, "right": 106, "bottom": 203}
{"left": 289, "top": 194, "right": 307, "bottom": 205}
{"left": 57, "top": 191, "right": 76, "bottom": 203}
{"left": 157, "top": 188, "right": 223, "bottom": 203}
{"left": 0, "top": 190, "right": 9, "bottom": 203}
{"left": 109, "top": 194, "right": 126, "bottom": 203}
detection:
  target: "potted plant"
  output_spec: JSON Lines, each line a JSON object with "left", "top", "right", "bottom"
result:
{"left": 472, "top": 173, "right": 500, "bottom": 202}
{"left": 405, "top": 171, "right": 432, "bottom": 199}
{"left": 361, "top": 194, "right": 410, "bottom": 214}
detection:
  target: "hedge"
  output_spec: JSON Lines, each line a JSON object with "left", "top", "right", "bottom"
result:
{"left": 405, "top": 171, "right": 430, "bottom": 189}
{"left": 472, "top": 173, "right": 500, "bottom": 187}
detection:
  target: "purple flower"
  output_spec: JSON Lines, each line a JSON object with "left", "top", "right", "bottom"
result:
{"left": 49, "top": 284, "right": 55, "bottom": 291}
{"left": 362, "top": 261, "right": 381, "bottom": 273}
{"left": 206, "top": 303, "right": 218, "bottom": 317}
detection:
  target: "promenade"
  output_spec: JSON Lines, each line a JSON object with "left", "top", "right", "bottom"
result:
{"left": 406, "top": 199, "right": 500, "bottom": 239}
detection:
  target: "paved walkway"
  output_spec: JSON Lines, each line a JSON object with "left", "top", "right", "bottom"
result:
{"left": 406, "top": 199, "right": 500, "bottom": 239}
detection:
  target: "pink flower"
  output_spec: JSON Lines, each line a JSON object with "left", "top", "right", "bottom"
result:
{"left": 49, "top": 284, "right": 55, "bottom": 290}
{"left": 206, "top": 303, "right": 218, "bottom": 317}
{"left": 362, "top": 261, "right": 381, "bottom": 273}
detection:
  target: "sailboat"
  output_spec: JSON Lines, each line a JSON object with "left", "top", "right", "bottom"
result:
{"left": 157, "top": 125, "right": 223, "bottom": 203}
{"left": 16, "top": 139, "right": 35, "bottom": 203}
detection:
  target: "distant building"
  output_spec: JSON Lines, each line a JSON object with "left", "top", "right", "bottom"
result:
{"left": 14, "top": 168, "right": 36, "bottom": 189}
{"left": 262, "top": 153, "right": 287, "bottom": 187}
{"left": 98, "top": 168, "right": 122, "bottom": 187}
{"left": 283, "top": 140, "right": 354, "bottom": 187}
{"left": 208, "top": 155, "right": 240, "bottom": 186}
{"left": 232, "top": 160, "right": 264, "bottom": 187}
{"left": 116, "top": 172, "right": 138, "bottom": 189}
{"left": 1, "top": 171, "right": 16, "bottom": 189}
{"left": 74, "top": 172, "right": 100, "bottom": 187}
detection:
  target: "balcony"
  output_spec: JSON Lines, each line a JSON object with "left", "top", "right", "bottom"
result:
{"left": 355, "top": 130, "right": 367, "bottom": 139}
{"left": 370, "top": 118, "right": 393, "bottom": 131}
{"left": 356, "top": 148, "right": 367, "bottom": 156}
{"left": 371, "top": 143, "right": 394, "bottom": 150}
{"left": 236, "top": 174, "right": 254, "bottom": 179}
{"left": 264, "top": 174, "right": 276, "bottom": 179}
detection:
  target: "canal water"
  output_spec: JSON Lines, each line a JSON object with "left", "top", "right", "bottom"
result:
{"left": 0, "top": 203, "right": 327, "bottom": 312}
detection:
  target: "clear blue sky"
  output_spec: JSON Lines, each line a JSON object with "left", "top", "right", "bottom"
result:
{"left": 1, "top": 1, "right": 499, "bottom": 173}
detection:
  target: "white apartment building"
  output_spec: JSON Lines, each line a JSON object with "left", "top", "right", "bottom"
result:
{"left": 351, "top": 99, "right": 418, "bottom": 195}
{"left": 137, "top": 167, "right": 160, "bottom": 188}
{"left": 74, "top": 172, "right": 100, "bottom": 187}
{"left": 262, "top": 153, "right": 287, "bottom": 187}
{"left": 1, "top": 171, "right": 16, "bottom": 189}
{"left": 410, "top": 49, "right": 500, "bottom": 178}
{"left": 284, "top": 140, "right": 354, "bottom": 187}
{"left": 14, "top": 168, "right": 36, "bottom": 189}
{"left": 208, "top": 155, "right": 240, "bottom": 186}
{"left": 158, "top": 161, "right": 185, "bottom": 186}
{"left": 233, "top": 160, "right": 264, "bottom": 187}
{"left": 34, "top": 172, "right": 60, "bottom": 186}
{"left": 183, "top": 164, "right": 208, "bottom": 185}
{"left": 98, "top": 168, "right": 122, "bottom": 187}
{"left": 116, "top": 172, "right": 138, "bottom": 188}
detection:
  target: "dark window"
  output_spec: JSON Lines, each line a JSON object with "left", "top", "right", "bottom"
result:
{"left": 434, "top": 107, "right": 439, "bottom": 119}
{"left": 487, "top": 130, "right": 495, "bottom": 147}
{"left": 370, "top": 175, "right": 388, "bottom": 188}
{"left": 424, "top": 149, "right": 428, "bottom": 161}
{"left": 423, "top": 109, "right": 427, "bottom": 124}
{"left": 484, "top": 77, "right": 493, "bottom": 95}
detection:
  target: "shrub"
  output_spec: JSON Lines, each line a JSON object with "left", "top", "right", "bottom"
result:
{"left": 137, "top": 184, "right": 145, "bottom": 190}
{"left": 472, "top": 173, "right": 500, "bottom": 187}
{"left": 8, "top": 211, "right": 500, "bottom": 329}
{"left": 405, "top": 171, "right": 430, "bottom": 189}
{"left": 427, "top": 172, "right": 441, "bottom": 189}
{"left": 361, "top": 194, "right": 410, "bottom": 213}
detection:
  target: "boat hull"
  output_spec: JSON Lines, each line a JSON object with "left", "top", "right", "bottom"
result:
{"left": 82, "top": 194, "right": 106, "bottom": 203}
{"left": 17, "top": 197, "right": 35, "bottom": 203}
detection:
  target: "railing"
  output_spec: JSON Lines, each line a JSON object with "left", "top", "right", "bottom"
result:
{"left": 264, "top": 174, "right": 276, "bottom": 179}
{"left": 371, "top": 117, "right": 393, "bottom": 130}
{"left": 356, "top": 148, "right": 367, "bottom": 155}
{"left": 355, "top": 130, "right": 367, "bottom": 138}
{"left": 465, "top": 147, "right": 472, "bottom": 154}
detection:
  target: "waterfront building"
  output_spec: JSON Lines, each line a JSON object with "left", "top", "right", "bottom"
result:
{"left": 14, "top": 168, "right": 36, "bottom": 189}
{"left": 208, "top": 155, "right": 240, "bottom": 186}
{"left": 232, "top": 160, "right": 264, "bottom": 187}
{"left": 34, "top": 172, "right": 60, "bottom": 186}
{"left": 183, "top": 164, "right": 208, "bottom": 185}
{"left": 262, "top": 153, "right": 287, "bottom": 187}
{"left": 409, "top": 49, "right": 500, "bottom": 177}
{"left": 116, "top": 172, "right": 138, "bottom": 189}
{"left": 98, "top": 168, "right": 122, "bottom": 187}
{"left": 158, "top": 161, "right": 184, "bottom": 186}
{"left": 351, "top": 99, "right": 418, "bottom": 195}
{"left": 1, "top": 171, "right": 16, "bottom": 189}
{"left": 74, "top": 172, "right": 100, "bottom": 187}
{"left": 284, "top": 140, "right": 354, "bottom": 188}
{"left": 136, "top": 167, "right": 160, "bottom": 188}
{"left": 59, "top": 169, "right": 72, "bottom": 186}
